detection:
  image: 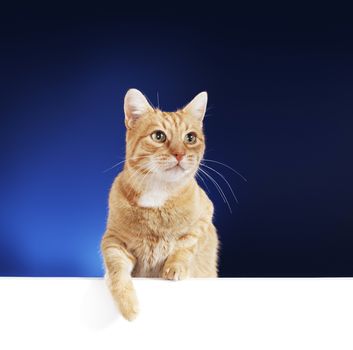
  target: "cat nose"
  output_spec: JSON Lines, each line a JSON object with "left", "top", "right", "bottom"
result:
{"left": 174, "top": 152, "right": 185, "bottom": 162}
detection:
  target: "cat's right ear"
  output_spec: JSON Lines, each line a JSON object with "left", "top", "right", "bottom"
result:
{"left": 124, "top": 89, "right": 153, "bottom": 129}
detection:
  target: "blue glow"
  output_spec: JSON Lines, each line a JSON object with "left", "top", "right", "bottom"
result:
{"left": 1, "top": 5, "right": 353, "bottom": 276}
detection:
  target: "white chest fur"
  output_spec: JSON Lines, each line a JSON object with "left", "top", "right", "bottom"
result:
{"left": 138, "top": 187, "right": 169, "bottom": 207}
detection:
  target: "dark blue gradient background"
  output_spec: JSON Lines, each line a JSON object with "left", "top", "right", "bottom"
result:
{"left": 1, "top": 4, "right": 353, "bottom": 277}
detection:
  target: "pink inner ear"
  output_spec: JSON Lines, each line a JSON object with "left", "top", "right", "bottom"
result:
{"left": 183, "top": 92, "right": 207, "bottom": 121}
{"left": 124, "top": 89, "right": 154, "bottom": 126}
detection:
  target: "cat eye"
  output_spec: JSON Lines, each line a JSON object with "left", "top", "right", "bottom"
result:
{"left": 184, "top": 132, "right": 197, "bottom": 145}
{"left": 151, "top": 130, "right": 167, "bottom": 143}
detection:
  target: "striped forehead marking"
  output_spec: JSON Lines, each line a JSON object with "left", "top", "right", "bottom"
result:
{"left": 161, "top": 112, "right": 189, "bottom": 132}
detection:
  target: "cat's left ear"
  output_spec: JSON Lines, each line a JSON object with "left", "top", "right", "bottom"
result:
{"left": 124, "top": 88, "right": 154, "bottom": 129}
{"left": 183, "top": 91, "right": 208, "bottom": 122}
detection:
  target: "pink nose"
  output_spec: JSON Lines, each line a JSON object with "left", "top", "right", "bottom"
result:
{"left": 174, "top": 152, "right": 185, "bottom": 162}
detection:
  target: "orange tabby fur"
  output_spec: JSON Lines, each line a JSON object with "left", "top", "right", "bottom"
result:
{"left": 101, "top": 89, "right": 219, "bottom": 320}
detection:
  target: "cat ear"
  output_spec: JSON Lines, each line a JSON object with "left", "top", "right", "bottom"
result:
{"left": 124, "top": 88, "right": 153, "bottom": 128}
{"left": 183, "top": 91, "right": 208, "bottom": 122}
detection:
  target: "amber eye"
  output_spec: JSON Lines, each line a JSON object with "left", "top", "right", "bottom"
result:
{"left": 184, "top": 132, "right": 197, "bottom": 145}
{"left": 151, "top": 130, "right": 167, "bottom": 143}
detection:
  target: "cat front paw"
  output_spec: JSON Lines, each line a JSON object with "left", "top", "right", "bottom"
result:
{"left": 108, "top": 277, "right": 139, "bottom": 321}
{"left": 117, "top": 289, "right": 139, "bottom": 321}
{"left": 162, "top": 262, "right": 190, "bottom": 281}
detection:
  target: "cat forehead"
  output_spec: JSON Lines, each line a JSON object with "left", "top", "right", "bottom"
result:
{"left": 150, "top": 109, "right": 201, "bottom": 130}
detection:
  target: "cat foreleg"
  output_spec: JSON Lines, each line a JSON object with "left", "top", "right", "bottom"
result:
{"left": 161, "top": 233, "right": 198, "bottom": 281}
{"left": 101, "top": 233, "right": 139, "bottom": 321}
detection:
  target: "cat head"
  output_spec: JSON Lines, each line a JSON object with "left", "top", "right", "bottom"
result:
{"left": 123, "top": 88, "right": 207, "bottom": 184}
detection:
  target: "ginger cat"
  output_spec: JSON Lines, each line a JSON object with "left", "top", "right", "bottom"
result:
{"left": 101, "top": 89, "right": 219, "bottom": 320}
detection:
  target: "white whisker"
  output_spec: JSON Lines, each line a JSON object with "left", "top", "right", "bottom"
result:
{"left": 102, "top": 155, "right": 150, "bottom": 173}
{"left": 198, "top": 167, "right": 232, "bottom": 213}
{"left": 126, "top": 161, "right": 156, "bottom": 199}
{"left": 196, "top": 171, "right": 210, "bottom": 193}
{"left": 202, "top": 158, "right": 247, "bottom": 182}
{"left": 201, "top": 163, "right": 239, "bottom": 204}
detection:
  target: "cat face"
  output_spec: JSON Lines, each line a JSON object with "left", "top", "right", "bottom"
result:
{"left": 124, "top": 89, "right": 207, "bottom": 184}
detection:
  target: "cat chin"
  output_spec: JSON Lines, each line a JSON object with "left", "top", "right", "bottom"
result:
{"left": 158, "top": 166, "right": 192, "bottom": 183}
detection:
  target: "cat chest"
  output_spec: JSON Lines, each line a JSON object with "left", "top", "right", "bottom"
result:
{"left": 129, "top": 236, "right": 174, "bottom": 278}
{"left": 137, "top": 188, "right": 169, "bottom": 208}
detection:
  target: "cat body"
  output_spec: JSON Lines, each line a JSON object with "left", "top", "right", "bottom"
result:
{"left": 106, "top": 174, "right": 217, "bottom": 278}
{"left": 101, "top": 89, "right": 219, "bottom": 320}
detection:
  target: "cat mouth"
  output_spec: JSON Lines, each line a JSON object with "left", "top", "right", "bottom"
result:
{"left": 165, "top": 164, "right": 185, "bottom": 172}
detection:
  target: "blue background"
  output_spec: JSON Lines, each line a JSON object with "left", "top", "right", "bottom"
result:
{"left": 1, "top": 3, "right": 352, "bottom": 277}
